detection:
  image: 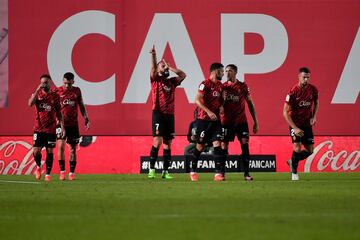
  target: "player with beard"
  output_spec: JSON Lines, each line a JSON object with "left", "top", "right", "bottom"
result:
{"left": 221, "top": 64, "right": 259, "bottom": 181}
{"left": 56, "top": 72, "right": 90, "bottom": 181}
{"left": 283, "top": 67, "right": 319, "bottom": 181}
{"left": 189, "top": 62, "right": 225, "bottom": 181}
{"left": 28, "top": 74, "right": 65, "bottom": 182}
{"left": 147, "top": 45, "right": 186, "bottom": 179}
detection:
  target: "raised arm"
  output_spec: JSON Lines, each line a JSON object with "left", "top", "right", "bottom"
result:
{"left": 28, "top": 84, "right": 43, "bottom": 106}
{"left": 150, "top": 45, "right": 157, "bottom": 80}
{"left": 163, "top": 59, "right": 186, "bottom": 83}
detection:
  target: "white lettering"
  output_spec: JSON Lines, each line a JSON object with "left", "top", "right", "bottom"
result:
{"left": 47, "top": 10, "right": 116, "bottom": 105}
{"left": 221, "top": 14, "right": 288, "bottom": 81}
{"left": 304, "top": 140, "right": 360, "bottom": 172}
{"left": 122, "top": 13, "right": 204, "bottom": 103}
{"left": 332, "top": 27, "right": 360, "bottom": 104}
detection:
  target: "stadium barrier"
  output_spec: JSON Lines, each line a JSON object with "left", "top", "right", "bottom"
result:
{"left": 0, "top": 136, "right": 359, "bottom": 175}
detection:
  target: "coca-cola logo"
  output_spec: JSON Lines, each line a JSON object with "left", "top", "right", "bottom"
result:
{"left": 304, "top": 140, "right": 360, "bottom": 172}
{"left": 0, "top": 140, "right": 39, "bottom": 175}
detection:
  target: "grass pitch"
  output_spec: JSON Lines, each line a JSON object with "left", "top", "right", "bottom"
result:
{"left": 0, "top": 173, "right": 359, "bottom": 240}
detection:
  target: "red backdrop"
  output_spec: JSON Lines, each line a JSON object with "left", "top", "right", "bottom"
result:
{"left": 0, "top": 0, "right": 359, "bottom": 135}
{"left": 0, "top": 136, "right": 359, "bottom": 174}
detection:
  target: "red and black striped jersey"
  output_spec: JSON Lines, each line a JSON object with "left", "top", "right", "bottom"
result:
{"left": 285, "top": 83, "right": 318, "bottom": 127}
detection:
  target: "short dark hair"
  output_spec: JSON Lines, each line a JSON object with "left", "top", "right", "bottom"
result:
{"left": 299, "top": 67, "right": 310, "bottom": 74}
{"left": 210, "top": 62, "right": 224, "bottom": 72}
{"left": 63, "top": 72, "right": 75, "bottom": 80}
{"left": 40, "top": 74, "right": 51, "bottom": 80}
{"left": 226, "top": 64, "right": 238, "bottom": 73}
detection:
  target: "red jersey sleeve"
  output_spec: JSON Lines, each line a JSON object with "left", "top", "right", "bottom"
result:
{"left": 169, "top": 77, "right": 181, "bottom": 87}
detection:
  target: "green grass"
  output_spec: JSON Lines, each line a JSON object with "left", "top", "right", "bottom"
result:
{"left": 0, "top": 173, "right": 359, "bottom": 240}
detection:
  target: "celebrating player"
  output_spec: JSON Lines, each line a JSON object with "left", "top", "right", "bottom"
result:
{"left": 147, "top": 45, "right": 186, "bottom": 179}
{"left": 28, "top": 74, "right": 64, "bottom": 182}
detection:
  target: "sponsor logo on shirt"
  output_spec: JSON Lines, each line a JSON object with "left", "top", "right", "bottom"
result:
{"left": 212, "top": 91, "right": 220, "bottom": 97}
{"left": 63, "top": 99, "right": 76, "bottom": 107}
{"left": 226, "top": 94, "right": 240, "bottom": 102}
{"left": 39, "top": 103, "right": 51, "bottom": 111}
{"left": 299, "top": 100, "right": 311, "bottom": 107}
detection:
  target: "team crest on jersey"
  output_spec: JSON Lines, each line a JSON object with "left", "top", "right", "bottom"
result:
{"left": 199, "top": 84, "right": 205, "bottom": 91}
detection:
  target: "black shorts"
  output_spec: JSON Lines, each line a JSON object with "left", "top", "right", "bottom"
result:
{"left": 152, "top": 111, "right": 175, "bottom": 140}
{"left": 57, "top": 125, "right": 80, "bottom": 145}
{"left": 289, "top": 126, "right": 314, "bottom": 145}
{"left": 195, "top": 119, "right": 223, "bottom": 144}
{"left": 33, "top": 132, "right": 56, "bottom": 148}
{"left": 222, "top": 123, "right": 249, "bottom": 142}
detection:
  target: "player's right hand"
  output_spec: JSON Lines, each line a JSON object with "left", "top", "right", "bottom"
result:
{"left": 207, "top": 111, "right": 217, "bottom": 121}
{"left": 294, "top": 127, "right": 304, "bottom": 137}
{"left": 36, "top": 83, "right": 44, "bottom": 92}
{"left": 149, "top": 45, "right": 156, "bottom": 54}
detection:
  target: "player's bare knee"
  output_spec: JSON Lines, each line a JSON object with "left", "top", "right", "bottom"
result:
{"left": 212, "top": 140, "right": 221, "bottom": 148}
{"left": 293, "top": 143, "right": 302, "bottom": 153}
{"left": 241, "top": 138, "right": 249, "bottom": 145}
{"left": 196, "top": 144, "right": 205, "bottom": 152}
{"left": 153, "top": 137, "right": 162, "bottom": 148}
{"left": 221, "top": 142, "right": 228, "bottom": 150}
{"left": 163, "top": 140, "right": 172, "bottom": 149}
{"left": 69, "top": 145, "right": 76, "bottom": 155}
{"left": 33, "top": 147, "right": 41, "bottom": 155}
{"left": 305, "top": 145, "right": 314, "bottom": 154}
{"left": 46, "top": 148, "right": 54, "bottom": 154}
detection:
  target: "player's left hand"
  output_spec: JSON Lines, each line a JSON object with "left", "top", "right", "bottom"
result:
{"left": 253, "top": 122, "right": 259, "bottom": 134}
{"left": 60, "top": 126, "right": 66, "bottom": 138}
{"left": 310, "top": 117, "right": 316, "bottom": 126}
{"left": 85, "top": 118, "right": 90, "bottom": 130}
{"left": 219, "top": 106, "right": 224, "bottom": 115}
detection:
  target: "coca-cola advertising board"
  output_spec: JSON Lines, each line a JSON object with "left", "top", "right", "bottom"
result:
{"left": 0, "top": 0, "right": 359, "bottom": 135}
{"left": 1, "top": 136, "right": 359, "bottom": 175}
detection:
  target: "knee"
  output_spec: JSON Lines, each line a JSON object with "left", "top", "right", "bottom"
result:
{"left": 69, "top": 146, "right": 76, "bottom": 156}
{"left": 33, "top": 148, "right": 41, "bottom": 155}
{"left": 196, "top": 144, "right": 205, "bottom": 152}
{"left": 306, "top": 147, "right": 314, "bottom": 154}
{"left": 293, "top": 144, "right": 302, "bottom": 153}
{"left": 153, "top": 137, "right": 162, "bottom": 148}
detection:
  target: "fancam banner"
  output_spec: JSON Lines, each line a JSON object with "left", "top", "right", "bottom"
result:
{"left": 0, "top": 0, "right": 359, "bottom": 135}
{"left": 0, "top": 136, "right": 359, "bottom": 175}
{"left": 139, "top": 155, "right": 276, "bottom": 173}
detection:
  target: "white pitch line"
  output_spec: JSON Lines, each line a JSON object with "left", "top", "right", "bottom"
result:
{"left": 0, "top": 180, "right": 41, "bottom": 185}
